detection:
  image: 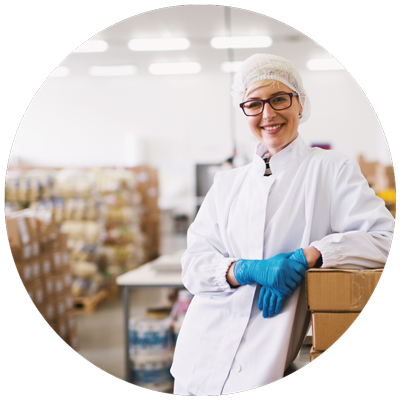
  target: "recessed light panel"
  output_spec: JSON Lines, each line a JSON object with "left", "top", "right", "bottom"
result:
{"left": 211, "top": 36, "right": 272, "bottom": 49}
{"left": 88, "top": 65, "right": 138, "bottom": 77}
{"left": 128, "top": 38, "right": 190, "bottom": 51}
{"left": 149, "top": 62, "right": 201, "bottom": 75}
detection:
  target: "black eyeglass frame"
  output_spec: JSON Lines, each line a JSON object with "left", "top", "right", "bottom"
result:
{"left": 239, "top": 92, "right": 299, "bottom": 116}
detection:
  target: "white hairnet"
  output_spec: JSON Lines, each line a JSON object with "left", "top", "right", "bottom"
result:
{"left": 231, "top": 54, "right": 311, "bottom": 124}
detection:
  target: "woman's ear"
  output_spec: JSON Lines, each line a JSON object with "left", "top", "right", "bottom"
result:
{"left": 298, "top": 95, "right": 304, "bottom": 117}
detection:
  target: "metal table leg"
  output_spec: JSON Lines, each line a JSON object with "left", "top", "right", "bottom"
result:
{"left": 123, "top": 285, "right": 131, "bottom": 382}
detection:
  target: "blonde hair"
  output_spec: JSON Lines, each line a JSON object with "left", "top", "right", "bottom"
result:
{"left": 244, "top": 79, "right": 280, "bottom": 100}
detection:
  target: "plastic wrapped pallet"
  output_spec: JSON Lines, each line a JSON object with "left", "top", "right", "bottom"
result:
{"left": 128, "top": 316, "right": 174, "bottom": 390}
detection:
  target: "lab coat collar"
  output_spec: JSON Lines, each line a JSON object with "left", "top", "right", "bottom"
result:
{"left": 252, "top": 134, "right": 310, "bottom": 177}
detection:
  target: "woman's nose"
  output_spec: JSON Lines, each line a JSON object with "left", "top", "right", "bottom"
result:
{"left": 262, "top": 103, "right": 276, "bottom": 119}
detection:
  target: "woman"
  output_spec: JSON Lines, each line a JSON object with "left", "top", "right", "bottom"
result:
{"left": 170, "top": 54, "right": 394, "bottom": 395}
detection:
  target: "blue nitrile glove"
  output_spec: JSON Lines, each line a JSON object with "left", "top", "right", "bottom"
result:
{"left": 257, "top": 249, "right": 309, "bottom": 319}
{"left": 258, "top": 286, "right": 286, "bottom": 318}
{"left": 288, "top": 248, "right": 309, "bottom": 278}
{"left": 233, "top": 252, "right": 305, "bottom": 297}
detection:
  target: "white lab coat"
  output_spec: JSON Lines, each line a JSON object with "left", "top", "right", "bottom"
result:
{"left": 170, "top": 135, "right": 394, "bottom": 395}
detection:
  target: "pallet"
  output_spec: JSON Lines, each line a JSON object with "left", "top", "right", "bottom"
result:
{"left": 105, "top": 285, "right": 121, "bottom": 302}
{"left": 73, "top": 289, "right": 109, "bottom": 313}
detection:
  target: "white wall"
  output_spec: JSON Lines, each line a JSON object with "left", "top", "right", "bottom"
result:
{"left": 11, "top": 69, "right": 392, "bottom": 216}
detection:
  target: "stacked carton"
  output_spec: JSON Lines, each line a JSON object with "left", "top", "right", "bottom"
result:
{"left": 6, "top": 210, "right": 78, "bottom": 350}
{"left": 357, "top": 155, "right": 396, "bottom": 217}
{"left": 130, "top": 166, "right": 161, "bottom": 262}
{"left": 306, "top": 268, "right": 383, "bottom": 360}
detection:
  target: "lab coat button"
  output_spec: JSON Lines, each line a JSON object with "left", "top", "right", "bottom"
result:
{"left": 233, "top": 363, "right": 242, "bottom": 372}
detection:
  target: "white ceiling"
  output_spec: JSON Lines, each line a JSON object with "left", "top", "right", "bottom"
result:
{"left": 61, "top": 5, "right": 330, "bottom": 77}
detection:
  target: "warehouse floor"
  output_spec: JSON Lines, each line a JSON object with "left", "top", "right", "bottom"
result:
{"left": 74, "top": 231, "right": 312, "bottom": 392}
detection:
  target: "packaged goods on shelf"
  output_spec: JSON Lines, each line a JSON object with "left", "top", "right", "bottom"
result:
{"left": 60, "top": 220, "right": 103, "bottom": 246}
{"left": 6, "top": 166, "right": 161, "bottom": 307}
{"left": 5, "top": 169, "right": 56, "bottom": 205}
{"left": 306, "top": 267, "right": 383, "bottom": 360}
{"left": 53, "top": 169, "right": 95, "bottom": 199}
{"left": 357, "top": 155, "right": 396, "bottom": 217}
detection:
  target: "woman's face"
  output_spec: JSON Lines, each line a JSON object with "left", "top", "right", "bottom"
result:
{"left": 244, "top": 82, "right": 303, "bottom": 157}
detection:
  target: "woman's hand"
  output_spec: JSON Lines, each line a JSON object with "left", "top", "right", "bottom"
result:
{"left": 233, "top": 252, "right": 307, "bottom": 296}
{"left": 258, "top": 286, "right": 286, "bottom": 318}
{"left": 301, "top": 246, "right": 321, "bottom": 268}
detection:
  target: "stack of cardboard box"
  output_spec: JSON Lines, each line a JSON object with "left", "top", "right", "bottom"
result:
{"left": 130, "top": 166, "right": 161, "bottom": 263}
{"left": 6, "top": 210, "right": 78, "bottom": 350}
{"left": 306, "top": 268, "right": 383, "bottom": 360}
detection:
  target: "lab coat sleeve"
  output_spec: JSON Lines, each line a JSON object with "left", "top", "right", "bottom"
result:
{"left": 310, "top": 159, "right": 394, "bottom": 269}
{"left": 181, "top": 181, "right": 237, "bottom": 297}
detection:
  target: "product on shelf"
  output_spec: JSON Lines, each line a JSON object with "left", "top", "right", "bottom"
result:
{"left": 6, "top": 165, "right": 161, "bottom": 309}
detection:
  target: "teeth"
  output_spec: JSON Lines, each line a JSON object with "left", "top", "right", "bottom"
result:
{"left": 264, "top": 124, "right": 282, "bottom": 130}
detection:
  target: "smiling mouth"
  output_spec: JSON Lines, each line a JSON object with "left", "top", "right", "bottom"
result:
{"left": 262, "top": 123, "right": 284, "bottom": 131}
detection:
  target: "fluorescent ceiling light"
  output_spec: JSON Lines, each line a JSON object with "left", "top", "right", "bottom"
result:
{"left": 307, "top": 58, "right": 344, "bottom": 70}
{"left": 74, "top": 40, "right": 108, "bottom": 53}
{"left": 128, "top": 38, "right": 190, "bottom": 51}
{"left": 149, "top": 62, "right": 201, "bottom": 75}
{"left": 211, "top": 36, "right": 272, "bottom": 49}
{"left": 88, "top": 65, "right": 138, "bottom": 77}
{"left": 221, "top": 61, "right": 243, "bottom": 73}
{"left": 50, "top": 66, "right": 70, "bottom": 77}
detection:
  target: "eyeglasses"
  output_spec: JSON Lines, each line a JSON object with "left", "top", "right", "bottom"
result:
{"left": 240, "top": 92, "right": 299, "bottom": 116}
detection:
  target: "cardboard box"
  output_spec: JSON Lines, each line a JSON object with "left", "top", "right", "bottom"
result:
{"left": 56, "top": 317, "right": 69, "bottom": 340}
{"left": 43, "top": 275, "right": 57, "bottom": 298}
{"left": 6, "top": 211, "right": 42, "bottom": 260}
{"left": 61, "top": 251, "right": 70, "bottom": 269}
{"left": 67, "top": 330, "right": 79, "bottom": 350}
{"left": 63, "top": 272, "right": 73, "bottom": 291}
{"left": 38, "top": 214, "right": 59, "bottom": 252}
{"left": 40, "top": 254, "right": 53, "bottom": 276}
{"left": 38, "top": 301, "right": 57, "bottom": 322}
{"left": 6, "top": 216, "right": 33, "bottom": 261}
{"left": 47, "top": 319, "right": 58, "bottom": 333}
{"left": 51, "top": 250, "right": 64, "bottom": 273}
{"left": 52, "top": 233, "right": 68, "bottom": 252}
{"left": 54, "top": 295, "right": 67, "bottom": 318}
{"left": 306, "top": 268, "right": 383, "bottom": 312}
{"left": 15, "top": 258, "right": 42, "bottom": 284}
{"left": 310, "top": 346, "right": 324, "bottom": 361}
{"left": 52, "top": 274, "right": 65, "bottom": 297}
{"left": 42, "top": 274, "right": 65, "bottom": 301}
{"left": 25, "top": 279, "right": 46, "bottom": 307}
{"left": 64, "top": 293, "right": 74, "bottom": 311}
{"left": 65, "top": 311, "right": 77, "bottom": 333}
{"left": 312, "top": 312, "right": 359, "bottom": 351}
{"left": 30, "top": 258, "right": 42, "bottom": 281}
